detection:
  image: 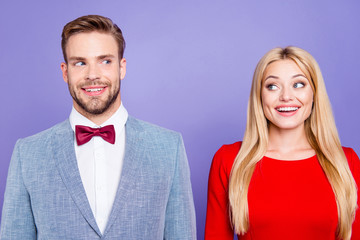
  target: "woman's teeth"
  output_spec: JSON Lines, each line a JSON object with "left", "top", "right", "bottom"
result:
{"left": 276, "top": 107, "right": 299, "bottom": 112}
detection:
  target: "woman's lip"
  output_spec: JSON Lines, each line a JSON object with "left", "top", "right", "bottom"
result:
{"left": 275, "top": 105, "right": 300, "bottom": 109}
{"left": 275, "top": 107, "right": 299, "bottom": 117}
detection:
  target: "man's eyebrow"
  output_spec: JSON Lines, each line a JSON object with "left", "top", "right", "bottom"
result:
{"left": 67, "top": 55, "right": 116, "bottom": 62}
{"left": 97, "top": 54, "right": 116, "bottom": 60}
{"left": 68, "top": 56, "right": 86, "bottom": 62}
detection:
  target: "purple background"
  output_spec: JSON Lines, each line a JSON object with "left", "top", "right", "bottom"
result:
{"left": 1, "top": 1, "right": 360, "bottom": 239}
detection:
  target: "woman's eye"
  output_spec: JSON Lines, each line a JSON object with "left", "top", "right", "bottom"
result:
{"left": 294, "top": 82, "right": 305, "bottom": 88}
{"left": 75, "top": 62, "right": 85, "bottom": 66}
{"left": 266, "top": 84, "right": 278, "bottom": 90}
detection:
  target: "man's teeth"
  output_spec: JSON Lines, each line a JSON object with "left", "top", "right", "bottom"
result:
{"left": 85, "top": 88, "right": 104, "bottom": 92}
{"left": 277, "top": 107, "right": 299, "bottom": 112}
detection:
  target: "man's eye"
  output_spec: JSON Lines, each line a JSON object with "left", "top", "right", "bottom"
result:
{"left": 102, "top": 60, "right": 111, "bottom": 64}
{"left": 294, "top": 82, "right": 305, "bottom": 88}
{"left": 75, "top": 62, "right": 85, "bottom": 66}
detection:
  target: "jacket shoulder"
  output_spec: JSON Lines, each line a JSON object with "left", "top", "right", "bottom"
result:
{"left": 15, "top": 120, "right": 70, "bottom": 148}
{"left": 127, "top": 116, "right": 181, "bottom": 141}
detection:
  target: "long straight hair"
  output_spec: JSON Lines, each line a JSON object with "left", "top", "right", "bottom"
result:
{"left": 228, "top": 46, "right": 357, "bottom": 240}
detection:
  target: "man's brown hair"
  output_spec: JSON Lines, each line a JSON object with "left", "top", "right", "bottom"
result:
{"left": 61, "top": 15, "right": 126, "bottom": 63}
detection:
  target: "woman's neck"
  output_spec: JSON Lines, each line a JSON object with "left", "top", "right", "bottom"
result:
{"left": 266, "top": 124, "right": 315, "bottom": 160}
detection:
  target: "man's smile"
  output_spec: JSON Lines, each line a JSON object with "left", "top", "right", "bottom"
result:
{"left": 81, "top": 86, "right": 107, "bottom": 96}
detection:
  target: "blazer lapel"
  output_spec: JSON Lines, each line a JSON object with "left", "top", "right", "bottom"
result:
{"left": 52, "top": 120, "right": 101, "bottom": 236}
{"left": 103, "top": 116, "right": 146, "bottom": 236}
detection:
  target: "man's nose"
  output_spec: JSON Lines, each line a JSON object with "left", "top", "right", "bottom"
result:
{"left": 86, "top": 64, "right": 100, "bottom": 80}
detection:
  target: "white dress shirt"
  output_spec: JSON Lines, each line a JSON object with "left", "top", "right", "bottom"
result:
{"left": 69, "top": 103, "right": 128, "bottom": 234}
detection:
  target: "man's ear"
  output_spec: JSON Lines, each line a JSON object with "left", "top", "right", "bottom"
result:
{"left": 120, "top": 58, "right": 127, "bottom": 80}
{"left": 61, "top": 62, "right": 68, "bottom": 83}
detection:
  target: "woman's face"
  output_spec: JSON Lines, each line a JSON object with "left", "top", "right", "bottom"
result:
{"left": 261, "top": 59, "right": 314, "bottom": 132}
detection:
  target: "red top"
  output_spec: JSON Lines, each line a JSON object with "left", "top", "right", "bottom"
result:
{"left": 205, "top": 142, "right": 360, "bottom": 240}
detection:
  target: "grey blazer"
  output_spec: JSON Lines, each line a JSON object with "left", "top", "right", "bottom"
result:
{"left": 1, "top": 116, "right": 196, "bottom": 239}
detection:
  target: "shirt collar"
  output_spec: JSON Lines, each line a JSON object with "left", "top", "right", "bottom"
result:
{"left": 69, "top": 103, "right": 128, "bottom": 136}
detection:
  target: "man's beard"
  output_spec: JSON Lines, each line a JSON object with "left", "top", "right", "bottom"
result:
{"left": 68, "top": 81, "right": 120, "bottom": 115}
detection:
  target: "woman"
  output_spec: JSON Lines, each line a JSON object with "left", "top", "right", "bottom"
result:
{"left": 205, "top": 46, "right": 360, "bottom": 240}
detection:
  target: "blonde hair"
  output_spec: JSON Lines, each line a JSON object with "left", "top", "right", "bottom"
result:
{"left": 229, "top": 46, "right": 357, "bottom": 240}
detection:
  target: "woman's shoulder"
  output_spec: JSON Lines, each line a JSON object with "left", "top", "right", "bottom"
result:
{"left": 342, "top": 147, "right": 359, "bottom": 165}
{"left": 211, "top": 141, "right": 242, "bottom": 176}
{"left": 342, "top": 147, "right": 360, "bottom": 183}
{"left": 342, "top": 146, "right": 358, "bottom": 158}
{"left": 216, "top": 141, "right": 242, "bottom": 156}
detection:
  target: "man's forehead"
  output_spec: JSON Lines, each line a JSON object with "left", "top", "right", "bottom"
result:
{"left": 66, "top": 31, "right": 119, "bottom": 58}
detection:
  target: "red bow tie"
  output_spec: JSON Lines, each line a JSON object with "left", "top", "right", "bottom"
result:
{"left": 75, "top": 125, "right": 115, "bottom": 146}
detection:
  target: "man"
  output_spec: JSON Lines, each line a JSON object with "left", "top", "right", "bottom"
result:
{"left": 1, "top": 15, "right": 196, "bottom": 239}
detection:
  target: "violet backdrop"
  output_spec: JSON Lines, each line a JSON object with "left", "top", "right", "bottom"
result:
{"left": 1, "top": 1, "right": 360, "bottom": 239}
